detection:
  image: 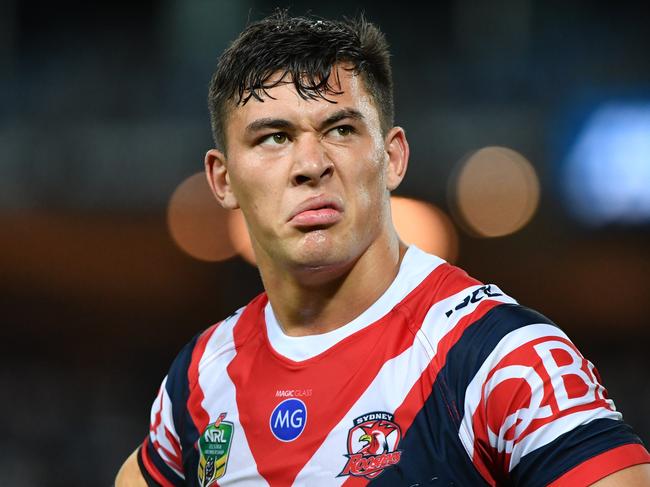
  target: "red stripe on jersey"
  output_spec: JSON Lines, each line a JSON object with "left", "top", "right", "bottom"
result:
{"left": 164, "top": 426, "right": 182, "bottom": 463}
{"left": 150, "top": 436, "right": 182, "bottom": 474}
{"left": 548, "top": 443, "right": 650, "bottom": 486}
{"left": 140, "top": 437, "right": 176, "bottom": 487}
{"left": 391, "top": 299, "right": 505, "bottom": 486}
{"left": 148, "top": 384, "right": 182, "bottom": 474}
{"left": 152, "top": 426, "right": 182, "bottom": 471}
{"left": 187, "top": 323, "right": 220, "bottom": 434}
{"left": 150, "top": 384, "right": 164, "bottom": 433}
{"left": 227, "top": 264, "right": 481, "bottom": 487}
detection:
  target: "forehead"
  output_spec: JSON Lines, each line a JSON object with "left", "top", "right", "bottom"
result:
{"left": 225, "top": 67, "right": 380, "bottom": 132}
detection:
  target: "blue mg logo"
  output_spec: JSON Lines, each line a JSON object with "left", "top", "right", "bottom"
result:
{"left": 269, "top": 398, "right": 307, "bottom": 442}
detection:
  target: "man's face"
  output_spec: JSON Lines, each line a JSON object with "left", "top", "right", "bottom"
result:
{"left": 208, "top": 66, "right": 406, "bottom": 273}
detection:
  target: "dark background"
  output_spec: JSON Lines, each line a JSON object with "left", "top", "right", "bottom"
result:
{"left": 1, "top": 0, "right": 649, "bottom": 485}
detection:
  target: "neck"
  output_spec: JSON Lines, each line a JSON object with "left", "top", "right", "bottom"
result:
{"left": 258, "top": 233, "right": 407, "bottom": 337}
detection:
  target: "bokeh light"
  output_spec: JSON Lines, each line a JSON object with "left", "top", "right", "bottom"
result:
{"left": 450, "top": 146, "right": 540, "bottom": 238}
{"left": 167, "top": 172, "right": 237, "bottom": 262}
{"left": 563, "top": 102, "right": 650, "bottom": 226}
{"left": 391, "top": 196, "right": 459, "bottom": 262}
{"left": 227, "top": 209, "right": 256, "bottom": 265}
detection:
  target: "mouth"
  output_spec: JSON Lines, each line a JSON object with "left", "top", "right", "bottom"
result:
{"left": 288, "top": 195, "right": 344, "bottom": 228}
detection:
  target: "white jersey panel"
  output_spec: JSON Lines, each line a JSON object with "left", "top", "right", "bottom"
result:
{"left": 417, "top": 284, "right": 517, "bottom": 357}
{"left": 198, "top": 308, "right": 270, "bottom": 486}
{"left": 149, "top": 377, "right": 185, "bottom": 478}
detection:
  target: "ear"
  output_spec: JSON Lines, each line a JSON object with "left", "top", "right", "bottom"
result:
{"left": 205, "top": 149, "right": 239, "bottom": 209}
{"left": 384, "top": 127, "right": 409, "bottom": 191}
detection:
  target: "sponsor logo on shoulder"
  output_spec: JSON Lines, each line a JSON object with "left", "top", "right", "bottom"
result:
{"left": 338, "top": 411, "right": 402, "bottom": 479}
{"left": 198, "top": 412, "right": 234, "bottom": 487}
{"left": 270, "top": 398, "right": 307, "bottom": 442}
{"left": 471, "top": 337, "right": 616, "bottom": 456}
{"left": 445, "top": 284, "right": 503, "bottom": 318}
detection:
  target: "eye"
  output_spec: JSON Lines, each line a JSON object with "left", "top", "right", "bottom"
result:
{"left": 260, "top": 132, "right": 289, "bottom": 146}
{"left": 331, "top": 125, "right": 354, "bottom": 137}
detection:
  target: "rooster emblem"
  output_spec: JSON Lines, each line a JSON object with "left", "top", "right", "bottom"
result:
{"left": 339, "top": 412, "right": 403, "bottom": 479}
{"left": 358, "top": 420, "right": 398, "bottom": 455}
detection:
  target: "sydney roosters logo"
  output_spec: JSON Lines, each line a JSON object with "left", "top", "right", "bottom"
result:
{"left": 338, "top": 411, "right": 402, "bottom": 479}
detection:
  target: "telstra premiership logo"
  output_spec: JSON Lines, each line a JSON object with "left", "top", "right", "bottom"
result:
{"left": 269, "top": 398, "right": 307, "bottom": 442}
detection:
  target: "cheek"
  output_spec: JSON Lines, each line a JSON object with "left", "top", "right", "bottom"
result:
{"left": 354, "top": 141, "right": 388, "bottom": 190}
{"left": 353, "top": 168, "right": 388, "bottom": 223}
{"left": 230, "top": 163, "right": 280, "bottom": 210}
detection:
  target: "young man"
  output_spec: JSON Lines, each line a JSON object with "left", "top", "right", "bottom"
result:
{"left": 116, "top": 12, "right": 650, "bottom": 487}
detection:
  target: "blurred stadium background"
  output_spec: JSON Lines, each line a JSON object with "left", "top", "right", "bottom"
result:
{"left": 2, "top": 0, "right": 649, "bottom": 485}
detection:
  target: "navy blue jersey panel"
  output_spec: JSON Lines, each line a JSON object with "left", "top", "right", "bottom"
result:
{"left": 369, "top": 394, "right": 490, "bottom": 486}
{"left": 163, "top": 332, "right": 202, "bottom": 472}
{"left": 511, "top": 419, "right": 646, "bottom": 487}
{"left": 137, "top": 446, "right": 162, "bottom": 487}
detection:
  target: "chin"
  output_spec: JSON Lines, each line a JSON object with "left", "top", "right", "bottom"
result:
{"left": 292, "top": 232, "right": 349, "bottom": 268}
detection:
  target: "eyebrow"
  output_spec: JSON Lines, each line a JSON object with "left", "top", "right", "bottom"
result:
{"left": 320, "top": 108, "right": 365, "bottom": 130}
{"left": 245, "top": 118, "right": 293, "bottom": 135}
{"left": 244, "top": 108, "right": 366, "bottom": 135}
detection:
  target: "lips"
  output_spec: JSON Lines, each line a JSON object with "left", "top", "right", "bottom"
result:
{"left": 288, "top": 195, "right": 344, "bottom": 228}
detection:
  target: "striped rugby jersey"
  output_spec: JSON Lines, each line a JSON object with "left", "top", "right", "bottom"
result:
{"left": 138, "top": 245, "right": 649, "bottom": 486}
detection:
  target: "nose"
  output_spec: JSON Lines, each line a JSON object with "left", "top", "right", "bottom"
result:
{"left": 290, "top": 136, "right": 334, "bottom": 186}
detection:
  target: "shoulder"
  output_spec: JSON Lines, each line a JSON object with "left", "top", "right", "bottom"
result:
{"left": 407, "top": 265, "right": 645, "bottom": 485}
{"left": 399, "top": 247, "right": 516, "bottom": 318}
{"left": 166, "top": 293, "right": 267, "bottom": 392}
{"left": 405, "top": 253, "right": 526, "bottom": 355}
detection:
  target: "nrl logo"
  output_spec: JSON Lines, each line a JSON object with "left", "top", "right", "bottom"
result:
{"left": 197, "top": 412, "right": 234, "bottom": 487}
{"left": 338, "top": 411, "right": 403, "bottom": 479}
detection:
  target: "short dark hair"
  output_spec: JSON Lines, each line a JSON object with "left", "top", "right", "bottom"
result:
{"left": 208, "top": 11, "right": 394, "bottom": 151}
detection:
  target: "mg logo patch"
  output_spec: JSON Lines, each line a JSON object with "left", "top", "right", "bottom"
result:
{"left": 197, "top": 413, "right": 234, "bottom": 486}
{"left": 338, "top": 411, "right": 402, "bottom": 479}
{"left": 269, "top": 398, "right": 307, "bottom": 442}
